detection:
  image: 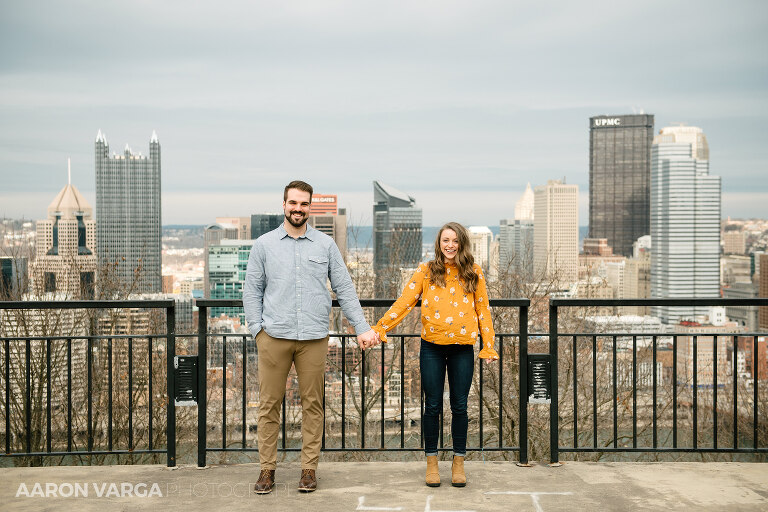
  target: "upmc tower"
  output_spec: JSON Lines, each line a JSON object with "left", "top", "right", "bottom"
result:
{"left": 589, "top": 114, "right": 654, "bottom": 256}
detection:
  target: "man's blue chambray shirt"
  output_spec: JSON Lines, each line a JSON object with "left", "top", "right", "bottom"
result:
{"left": 243, "top": 223, "right": 371, "bottom": 340}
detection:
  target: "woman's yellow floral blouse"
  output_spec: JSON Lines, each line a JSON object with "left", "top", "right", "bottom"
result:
{"left": 372, "top": 262, "right": 498, "bottom": 359}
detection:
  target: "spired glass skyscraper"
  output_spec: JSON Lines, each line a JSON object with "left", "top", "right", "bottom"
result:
{"left": 650, "top": 126, "right": 721, "bottom": 324}
{"left": 589, "top": 114, "right": 654, "bottom": 256}
{"left": 373, "top": 181, "right": 422, "bottom": 295}
{"left": 95, "top": 130, "right": 162, "bottom": 293}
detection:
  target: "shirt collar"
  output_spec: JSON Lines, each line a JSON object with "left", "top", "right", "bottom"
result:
{"left": 278, "top": 222, "right": 317, "bottom": 241}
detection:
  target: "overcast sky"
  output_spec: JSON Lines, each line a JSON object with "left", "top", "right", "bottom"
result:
{"left": 1, "top": 0, "right": 766, "bottom": 227}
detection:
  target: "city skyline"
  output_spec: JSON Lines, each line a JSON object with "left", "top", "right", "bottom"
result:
{"left": 1, "top": 2, "right": 767, "bottom": 226}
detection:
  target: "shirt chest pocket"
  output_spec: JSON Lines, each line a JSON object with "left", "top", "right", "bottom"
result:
{"left": 307, "top": 254, "right": 329, "bottom": 280}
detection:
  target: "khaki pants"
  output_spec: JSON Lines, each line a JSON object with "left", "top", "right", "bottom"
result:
{"left": 255, "top": 329, "right": 329, "bottom": 470}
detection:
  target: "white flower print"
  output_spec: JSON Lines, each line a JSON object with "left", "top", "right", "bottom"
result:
{"left": 382, "top": 324, "right": 388, "bottom": 329}
{"left": 425, "top": 315, "right": 430, "bottom": 321}
{"left": 429, "top": 326, "right": 435, "bottom": 332}
{"left": 446, "top": 316, "right": 453, "bottom": 324}
{"left": 390, "top": 312, "right": 397, "bottom": 319}
{"left": 478, "top": 297, "right": 483, "bottom": 302}
{"left": 450, "top": 287, "right": 455, "bottom": 294}
{"left": 434, "top": 312, "right": 440, "bottom": 319}
{"left": 453, "top": 302, "right": 458, "bottom": 307}
{"left": 460, "top": 326, "right": 466, "bottom": 335}
{"left": 484, "top": 327, "right": 490, "bottom": 332}
{"left": 423, "top": 299, "right": 429, "bottom": 306}
{"left": 430, "top": 285, "right": 435, "bottom": 290}
{"left": 434, "top": 296, "right": 439, "bottom": 302}
{"left": 459, "top": 311, "right": 465, "bottom": 317}
{"left": 409, "top": 282, "right": 416, "bottom": 289}
{"left": 449, "top": 332, "right": 454, "bottom": 338}
{"left": 463, "top": 296, "right": 469, "bottom": 304}
{"left": 471, "top": 332, "right": 477, "bottom": 339}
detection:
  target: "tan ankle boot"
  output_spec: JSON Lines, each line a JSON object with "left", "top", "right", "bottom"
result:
{"left": 425, "top": 455, "right": 440, "bottom": 487}
{"left": 451, "top": 456, "right": 466, "bottom": 487}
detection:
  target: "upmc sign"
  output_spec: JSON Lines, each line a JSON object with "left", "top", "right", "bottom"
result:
{"left": 594, "top": 118, "right": 621, "bottom": 127}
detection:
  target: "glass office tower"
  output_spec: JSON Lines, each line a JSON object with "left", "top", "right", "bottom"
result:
{"left": 95, "top": 130, "right": 162, "bottom": 293}
{"left": 372, "top": 181, "right": 422, "bottom": 295}
{"left": 589, "top": 114, "right": 654, "bottom": 257}
{"left": 651, "top": 126, "right": 720, "bottom": 324}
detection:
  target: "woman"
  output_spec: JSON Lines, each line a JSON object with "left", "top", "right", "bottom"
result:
{"left": 372, "top": 222, "right": 498, "bottom": 488}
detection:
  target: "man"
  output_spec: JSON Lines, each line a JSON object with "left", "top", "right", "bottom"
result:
{"left": 243, "top": 180, "right": 379, "bottom": 494}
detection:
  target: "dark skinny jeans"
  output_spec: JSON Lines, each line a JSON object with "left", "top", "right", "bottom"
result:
{"left": 420, "top": 339, "right": 475, "bottom": 457}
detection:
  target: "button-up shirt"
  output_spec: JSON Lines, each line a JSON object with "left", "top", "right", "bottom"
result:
{"left": 243, "top": 223, "right": 371, "bottom": 340}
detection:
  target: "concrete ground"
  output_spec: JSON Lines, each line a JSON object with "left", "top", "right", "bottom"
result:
{"left": 1, "top": 460, "right": 766, "bottom": 512}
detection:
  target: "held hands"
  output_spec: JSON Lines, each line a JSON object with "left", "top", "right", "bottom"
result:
{"left": 357, "top": 329, "right": 381, "bottom": 350}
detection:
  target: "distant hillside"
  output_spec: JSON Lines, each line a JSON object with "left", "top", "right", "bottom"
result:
{"left": 347, "top": 226, "right": 590, "bottom": 250}
{"left": 161, "top": 225, "right": 590, "bottom": 251}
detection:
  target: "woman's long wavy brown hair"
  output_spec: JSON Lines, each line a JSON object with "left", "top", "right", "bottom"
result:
{"left": 427, "top": 222, "right": 478, "bottom": 294}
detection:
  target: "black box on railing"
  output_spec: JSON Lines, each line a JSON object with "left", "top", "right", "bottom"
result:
{"left": 174, "top": 355, "right": 198, "bottom": 406}
{"left": 527, "top": 354, "right": 551, "bottom": 404}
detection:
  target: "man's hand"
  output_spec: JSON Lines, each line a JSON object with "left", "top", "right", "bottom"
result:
{"left": 357, "top": 329, "right": 380, "bottom": 350}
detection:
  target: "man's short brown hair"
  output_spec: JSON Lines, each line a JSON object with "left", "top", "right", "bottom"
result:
{"left": 284, "top": 180, "right": 313, "bottom": 202}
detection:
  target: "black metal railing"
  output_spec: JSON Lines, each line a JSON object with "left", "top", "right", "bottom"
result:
{"left": 0, "top": 300, "right": 177, "bottom": 466}
{"left": 4, "top": 297, "right": 764, "bottom": 468}
{"left": 195, "top": 299, "right": 530, "bottom": 467}
{"left": 548, "top": 298, "right": 768, "bottom": 463}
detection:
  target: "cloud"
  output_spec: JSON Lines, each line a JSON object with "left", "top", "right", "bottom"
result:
{"left": 1, "top": 1, "right": 767, "bottom": 223}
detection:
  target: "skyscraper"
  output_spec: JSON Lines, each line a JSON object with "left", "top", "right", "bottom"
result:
{"left": 250, "top": 214, "right": 282, "bottom": 239}
{"left": 31, "top": 161, "right": 97, "bottom": 298}
{"left": 514, "top": 182, "right": 534, "bottom": 221}
{"left": 589, "top": 114, "right": 654, "bottom": 256}
{"left": 651, "top": 125, "right": 721, "bottom": 324}
{"left": 95, "top": 130, "right": 161, "bottom": 293}
{"left": 534, "top": 180, "right": 578, "bottom": 284}
{"left": 204, "top": 218, "right": 241, "bottom": 298}
{"left": 373, "top": 181, "right": 422, "bottom": 294}
{"left": 208, "top": 239, "right": 254, "bottom": 321}
{"left": 468, "top": 226, "right": 493, "bottom": 273}
{"left": 0, "top": 257, "right": 27, "bottom": 298}
{"left": 758, "top": 254, "right": 768, "bottom": 330}
{"left": 216, "top": 216, "right": 251, "bottom": 240}
{"left": 499, "top": 184, "right": 535, "bottom": 280}
{"left": 308, "top": 194, "right": 347, "bottom": 255}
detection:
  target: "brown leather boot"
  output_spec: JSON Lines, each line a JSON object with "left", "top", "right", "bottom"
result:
{"left": 451, "top": 456, "right": 466, "bottom": 487}
{"left": 425, "top": 455, "right": 440, "bottom": 487}
{"left": 253, "top": 469, "right": 275, "bottom": 494}
{"left": 298, "top": 468, "right": 317, "bottom": 492}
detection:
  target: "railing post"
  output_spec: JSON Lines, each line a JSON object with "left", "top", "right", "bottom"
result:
{"left": 549, "top": 301, "right": 559, "bottom": 465}
{"left": 166, "top": 303, "right": 176, "bottom": 467}
{"left": 198, "top": 306, "right": 208, "bottom": 468}
{"left": 518, "top": 303, "right": 529, "bottom": 464}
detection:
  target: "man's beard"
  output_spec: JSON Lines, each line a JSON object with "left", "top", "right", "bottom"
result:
{"left": 285, "top": 211, "right": 308, "bottom": 228}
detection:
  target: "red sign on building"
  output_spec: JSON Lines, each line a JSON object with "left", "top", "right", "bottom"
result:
{"left": 311, "top": 194, "right": 337, "bottom": 216}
